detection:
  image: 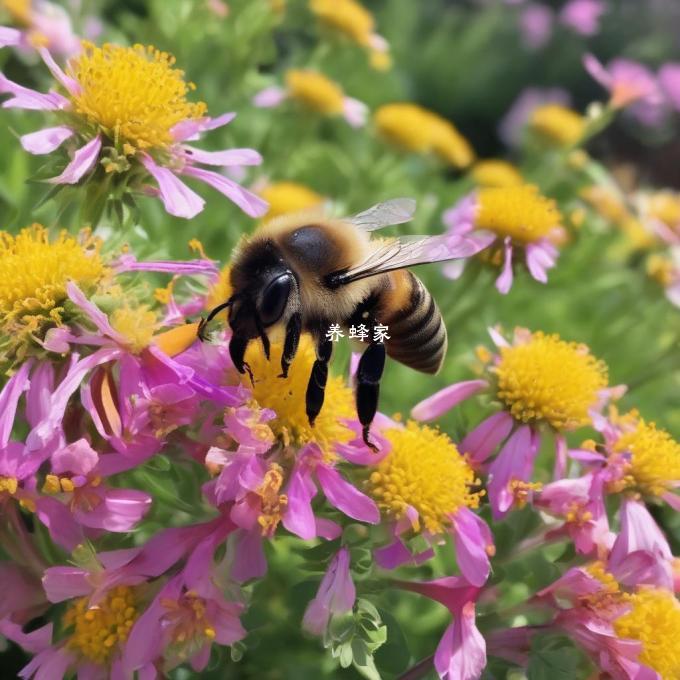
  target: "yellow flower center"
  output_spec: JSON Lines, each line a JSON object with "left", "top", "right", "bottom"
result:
{"left": 0, "top": 225, "right": 105, "bottom": 339}
{"left": 648, "top": 191, "right": 680, "bottom": 231}
{"left": 206, "top": 264, "right": 233, "bottom": 312}
{"left": 529, "top": 104, "right": 586, "bottom": 146}
{"left": 285, "top": 70, "right": 345, "bottom": 115}
{"left": 374, "top": 103, "right": 475, "bottom": 168}
{"left": 613, "top": 589, "right": 680, "bottom": 678}
{"left": 476, "top": 185, "right": 562, "bottom": 244}
{"left": 63, "top": 586, "right": 138, "bottom": 665}
{"left": 68, "top": 42, "right": 207, "bottom": 153}
{"left": 471, "top": 160, "right": 523, "bottom": 188}
{"left": 493, "top": 331, "right": 608, "bottom": 430}
{"left": 580, "top": 561, "right": 625, "bottom": 611}
{"left": 110, "top": 305, "right": 157, "bottom": 354}
{"left": 309, "top": 0, "right": 375, "bottom": 47}
{"left": 256, "top": 463, "right": 288, "bottom": 537}
{"left": 161, "top": 590, "right": 217, "bottom": 645}
{"left": 647, "top": 254, "right": 674, "bottom": 287}
{"left": 365, "top": 421, "right": 482, "bottom": 534}
{"left": 612, "top": 414, "right": 680, "bottom": 498}
{"left": 244, "top": 335, "right": 354, "bottom": 455}
{"left": 258, "top": 182, "right": 324, "bottom": 220}
{"left": 0, "top": 476, "right": 19, "bottom": 495}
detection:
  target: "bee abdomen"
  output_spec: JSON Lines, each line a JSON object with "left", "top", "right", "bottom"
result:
{"left": 382, "top": 273, "right": 447, "bottom": 375}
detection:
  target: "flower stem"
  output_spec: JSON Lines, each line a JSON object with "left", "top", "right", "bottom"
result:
{"left": 397, "top": 654, "right": 434, "bottom": 680}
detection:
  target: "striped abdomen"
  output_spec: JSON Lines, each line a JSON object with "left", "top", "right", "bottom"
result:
{"left": 381, "top": 271, "right": 447, "bottom": 374}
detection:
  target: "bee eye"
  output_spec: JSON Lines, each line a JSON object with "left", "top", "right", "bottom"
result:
{"left": 259, "top": 274, "right": 292, "bottom": 326}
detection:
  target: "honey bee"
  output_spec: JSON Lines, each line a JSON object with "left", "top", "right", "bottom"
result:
{"left": 199, "top": 199, "right": 491, "bottom": 449}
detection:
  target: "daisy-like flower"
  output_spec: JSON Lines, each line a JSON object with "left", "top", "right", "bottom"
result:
{"left": 538, "top": 555, "right": 680, "bottom": 680}
{"left": 584, "top": 53, "right": 661, "bottom": 110}
{"left": 469, "top": 160, "right": 523, "bottom": 188}
{"left": 0, "top": 0, "right": 81, "bottom": 56}
{"left": 374, "top": 103, "right": 475, "bottom": 169}
{"left": 365, "top": 420, "right": 494, "bottom": 587}
{"left": 0, "top": 42, "right": 268, "bottom": 219}
{"left": 412, "top": 328, "right": 611, "bottom": 519}
{"left": 584, "top": 408, "right": 680, "bottom": 511}
{"left": 253, "top": 69, "right": 367, "bottom": 128}
{"left": 309, "top": 0, "right": 391, "bottom": 70}
{"left": 394, "top": 576, "right": 485, "bottom": 680}
{"left": 442, "top": 184, "right": 564, "bottom": 293}
{"left": 257, "top": 181, "right": 325, "bottom": 220}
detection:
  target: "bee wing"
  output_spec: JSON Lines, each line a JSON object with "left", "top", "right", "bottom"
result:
{"left": 330, "top": 232, "right": 494, "bottom": 285}
{"left": 347, "top": 198, "right": 417, "bottom": 231}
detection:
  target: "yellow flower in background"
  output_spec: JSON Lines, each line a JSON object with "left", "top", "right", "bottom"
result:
{"left": 258, "top": 182, "right": 325, "bottom": 220}
{"left": 470, "top": 160, "right": 523, "bottom": 187}
{"left": 309, "top": 0, "right": 391, "bottom": 70}
{"left": 374, "top": 103, "right": 475, "bottom": 169}
{"left": 529, "top": 104, "right": 586, "bottom": 146}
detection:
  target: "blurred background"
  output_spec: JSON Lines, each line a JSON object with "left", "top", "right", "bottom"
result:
{"left": 1, "top": 0, "right": 679, "bottom": 677}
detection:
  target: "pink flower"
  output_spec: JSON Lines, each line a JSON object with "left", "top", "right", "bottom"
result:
{"left": 559, "top": 0, "right": 606, "bottom": 36}
{"left": 659, "top": 62, "right": 680, "bottom": 112}
{"left": 0, "top": 45, "right": 267, "bottom": 220}
{"left": 0, "top": 0, "right": 81, "bottom": 56}
{"left": 518, "top": 4, "right": 554, "bottom": 50}
{"left": 584, "top": 54, "right": 661, "bottom": 109}
{"left": 395, "top": 577, "right": 485, "bottom": 680}
{"left": 302, "top": 547, "right": 356, "bottom": 636}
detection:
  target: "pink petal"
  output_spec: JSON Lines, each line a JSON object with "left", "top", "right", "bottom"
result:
{"left": 180, "top": 165, "right": 269, "bottom": 218}
{"left": 252, "top": 86, "right": 287, "bottom": 108}
{"left": 48, "top": 135, "right": 101, "bottom": 184}
{"left": 659, "top": 63, "right": 680, "bottom": 112}
{"left": 434, "top": 607, "right": 486, "bottom": 680}
{"left": 662, "top": 490, "right": 680, "bottom": 511}
{"left": 21, "top": 125, "right": 74, "bottom": 154}
{"left": 34, "top": 497, "right": 83, "bottom": 551}
{"left": 461, "top": 411, "right": 514, "bottom": 464}
{"left": 76, "top": 489, "right": 152, "bottom": 531}
{"left": 0, "top": 359, "right": 32, "bottom": 448}
{"left": 171, "top": 112, "right": 236, "bottom": 142}
{"left": 231, "top": 529, "right": 267, "bottom": 583}
{"left": 316, "top": 518, "right": 343, "bottom": 540}
{"left": 67, "top": 281, "right": 126, "bottom": 343}
{"left": 0, "top": 26, "right": 21, "bottom": 47}
{"left": 37, "top": 47, "right": 80, "bottom": 95}
{"left": 526, "top": 241, "right": 557, "bottom": 283}
{"left": 0, "top": 73, "right": 69, "bottom": 110}
{"left": 316, "top": 464, "right": 380, "bottom": 524}
{"left": 342, "top": 96, "right": 368, "bottom": 127}
{"left": 495, "top": 237, "right": 514, "bottom": 294}
{"left": 411, "top": 379, "right": 488, "bottom": 422}
{"left": 140, "top": 154, "right": 205, "bottom": 218}
{"left": 451, "top": 507, "right": 493, "bottom": 587}
{"left": 52, "top": 439, "right": 99, "bottom": 476}
{"left": 42, "top": 566, "right": 90, "bottom": 602}
{"left": 282, "top": 467, "right": 317, "bottom": 539}
{"left": 182, "top": 146, "right": 262, "bottom": 166}
{"left": 583, "top": 53, "right": 613, "bottom": 89}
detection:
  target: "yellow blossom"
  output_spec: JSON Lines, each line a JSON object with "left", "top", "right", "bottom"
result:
{"left": 529, "top": 104, "right": 586, "bottom": 146}
{"left": 365, "top": 421, "right": 483, "bottom": 534}
{"left": 259, "top": 182, "right": 325, "bottom": 220}
{"left": 285, "top": 69, "right": 346, "bottom": 115}
{"left": 471, "top": 160, "right": 523, "bottom": 188}
{"left": 493, "top": 331, "right": 609, "bottom": 431}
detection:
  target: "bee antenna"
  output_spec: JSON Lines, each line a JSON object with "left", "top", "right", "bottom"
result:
{"left": 204, "top": 295, "right": 238, "bottom": 325}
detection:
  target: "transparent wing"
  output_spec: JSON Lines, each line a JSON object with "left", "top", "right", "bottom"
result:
{"left": 331, "top": 232, "right": 495, "bottom": 284}
{"left": 347, "top": 198, "right": 417, "bottom": 232}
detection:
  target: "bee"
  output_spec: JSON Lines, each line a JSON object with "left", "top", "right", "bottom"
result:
{"left": 199, "top": 199, "right": 491, "bottom": 450}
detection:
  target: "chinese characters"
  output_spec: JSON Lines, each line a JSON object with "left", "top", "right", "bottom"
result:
{"left": 325, "top": 324, "right": 390, "bottom": 342}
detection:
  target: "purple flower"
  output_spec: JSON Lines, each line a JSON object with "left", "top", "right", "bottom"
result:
{"left": 518, "top": 4, "right": 554, "bottom": 50}
{"left": 559, "top": 0, "right": 606, "bottom": 36}
{"left": 0, "top": 43, "right": 267, "bottom": 219}
{"left": 584, "top": 54, "right": 661, "bottom": 109}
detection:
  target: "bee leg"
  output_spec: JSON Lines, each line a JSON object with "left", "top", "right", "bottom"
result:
{"left": 356, "top": 341, "right": 386, "bottom": 452}
{"left": 306, "top": 334, "right": 333, "bottom": 427}
{"left": 279, "top": 312, "right": 302, "bottom": 378}
{"left": 229, "top": 334, "right": 254, "bottom": 385}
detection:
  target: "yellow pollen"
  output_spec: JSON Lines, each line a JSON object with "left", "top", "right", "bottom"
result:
{"left": 564, "top": 502, "right": 593, "bottom": 525}
{"left": 476, "top": 185, "right": 562, "bottom": 244}
{"left": 614, "top": 589, "right": 680, "bottom": 678}
{"left": 611, "top": 413, "right": 680, "bottom": 498}
{"left": 529, "top": 104, "right": 586, "bottom": 146}
{"left": 0, "top": 225, "right": 106, "bottom": 342}
{"left": 285, "top": 70, "right": 346, "bottom": 115}
{"left": 256, "top": 463, "right": 288, "bottom": 537}
{"left": 42, "top": 474, "right": 76, "bottom": 494}
{"left": 110, "top": 305, "right": 157, "bottom": 354}
{"left": 493, "top": 331, "right": 608, "bottom": 431}
{"left": 374, "top": 103, "right": 475, "bottom": 169}
{"left": 471, "top": 160, "right": 523, "bottom": 188}
{"left": 67, "top": 42, "right": 207, "bottom": 153}
{"left": 365, "top": 421, "right": 483, "bottom": 535}
{"left": 0, "top": 476, "right": 19, "bottom": 495}
{"left": 244, "top": 336, "right": 354, "bottom": 456}
{"left": 206, "top": 264, "right": 232, "bottom": 313}
{"left": 63, "top": 585, "right": 138, "bottom": 665}
{"left": 258, "top": 182, "right": 325, "bottom": 220}
{"left": 310, "top": 0, "right": 376, "bottom": 47}
{"left": 162, "top": 591, "right": 218, "bottom": 647}
{"left": 508, "top": 480, "right": 543, "bottom": 508}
